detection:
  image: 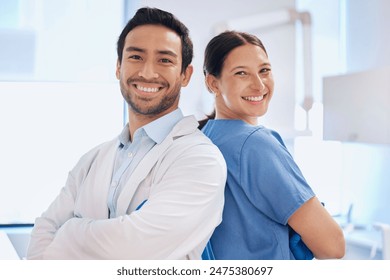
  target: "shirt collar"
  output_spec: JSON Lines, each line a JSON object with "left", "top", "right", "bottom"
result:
{"left": 143, "top": 108, "right": 183, "bottom": 144}
{"left": 118, "top": 124, "right": 131, "bottom": 147}
{"left": 118, "top": 108, "right": 183, "bottom": 146}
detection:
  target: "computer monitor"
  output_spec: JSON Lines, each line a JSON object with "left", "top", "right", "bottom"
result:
{"left": 323, "top": 67, "right": 390, "bottom": 145}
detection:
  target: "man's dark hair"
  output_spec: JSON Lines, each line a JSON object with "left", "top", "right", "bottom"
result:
{"left": 117, "top": 7, "right": 193, "bottom": 73}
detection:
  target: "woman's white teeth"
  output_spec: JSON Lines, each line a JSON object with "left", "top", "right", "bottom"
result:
{"left": 137, "top": 85, "right": 159, "bottom": 92}
{"left": 243, "top": 95, "right": 264, "bottom": 101}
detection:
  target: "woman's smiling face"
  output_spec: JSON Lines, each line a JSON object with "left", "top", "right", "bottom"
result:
{"left": 210, "top": 43, "right": 274, "bottom": 125}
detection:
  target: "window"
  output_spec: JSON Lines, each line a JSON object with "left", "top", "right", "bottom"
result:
{"left": 0, "top": 0, "right": 125, "bottom": 224}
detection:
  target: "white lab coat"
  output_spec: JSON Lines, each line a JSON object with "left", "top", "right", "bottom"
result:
{"left": 27, "top": 116, "right": 227, "bottom": 259}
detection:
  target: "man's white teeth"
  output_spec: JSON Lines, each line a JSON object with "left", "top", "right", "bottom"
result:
{"left": 243, "top": 95, "right": 264, "bottom": 101}
{"left": 136, "top": 85, "right": 159, "bottom": 93}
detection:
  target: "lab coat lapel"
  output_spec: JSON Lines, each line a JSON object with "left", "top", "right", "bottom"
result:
{"left": 74, "top": 140, "right": 118, "bottom": 219}
{"left": 92, "top": 142, "right": 118, "bottom": 217}
{"left": 115, "top": 116, "right": 198, "bottom": 216}
{"left": 116, "top": 135, "right": 173, "bottom": 215}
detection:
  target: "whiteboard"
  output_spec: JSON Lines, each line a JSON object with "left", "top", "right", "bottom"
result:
{"left": 0, "top": 82, "right": 124, "bottom": 224}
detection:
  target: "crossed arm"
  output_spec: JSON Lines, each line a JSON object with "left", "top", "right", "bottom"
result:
{"left": 27, "top": 145, "right": 226, "bottom": 259}
{"left": 288, "top": 196, "right": 345, "bottom": 259}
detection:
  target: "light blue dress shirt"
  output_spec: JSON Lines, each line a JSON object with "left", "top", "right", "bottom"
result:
{"left": 107, "top": 109, "right": 183, "bottom": 218}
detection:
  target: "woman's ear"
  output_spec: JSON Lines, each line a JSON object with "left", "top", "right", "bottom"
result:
{"left": 205, "top": 74, "right": 220, "bottom": 95}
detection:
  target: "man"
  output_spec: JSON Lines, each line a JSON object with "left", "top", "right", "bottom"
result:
{"left": 26, "top": 7, "right": 226, "bottom": 260}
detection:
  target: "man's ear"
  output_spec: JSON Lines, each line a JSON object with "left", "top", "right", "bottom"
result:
{"left": 181, "top": 65, "right": 193, "bottom": 87}
{"left": 115, "top": 59, "right": 121, "bottom": 79}
{"left": 205, "top": 74, "right": 220, "bottom": 94}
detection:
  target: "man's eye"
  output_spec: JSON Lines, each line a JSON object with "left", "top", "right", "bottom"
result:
{"left": 260, "top": 68, "right": 271, "bottom": 73}
{"left": 235, "top": 71, "right": 246, "bottom": 76}
{"left": 160, "top": 58, "right": 172, "bottom": 63}
{"left": 129, "top": 55, "right": 141, "bottom": 60}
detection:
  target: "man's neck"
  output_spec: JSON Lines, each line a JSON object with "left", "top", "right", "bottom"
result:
{"left": 128, "top": 108, "right": 176, "bottom": 141}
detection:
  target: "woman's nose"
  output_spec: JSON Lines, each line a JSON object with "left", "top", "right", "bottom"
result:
{"left": 251, "top": 75, "right": 266, "bottom": 90}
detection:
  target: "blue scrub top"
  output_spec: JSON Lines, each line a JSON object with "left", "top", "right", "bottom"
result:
{"left": 202, "top": 119, "right": 315, "bottom": 259}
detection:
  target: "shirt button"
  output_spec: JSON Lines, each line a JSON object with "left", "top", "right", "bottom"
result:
{"left": 128, "top": 152, "right": 133, "bottom": 158}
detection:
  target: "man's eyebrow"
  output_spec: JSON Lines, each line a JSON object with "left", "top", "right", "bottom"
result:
{"left": 125, "top": 46, "right": 145, "bottom": 53}
{"left": 157, "top": 50, "right": 178, "bottom": 58}
{"left": 125, "top": 47, "right": 177, "bottom": 58}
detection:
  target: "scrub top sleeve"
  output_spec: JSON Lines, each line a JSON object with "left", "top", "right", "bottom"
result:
{"left": 240, "top": 129, "right": 315, "bottom": 225}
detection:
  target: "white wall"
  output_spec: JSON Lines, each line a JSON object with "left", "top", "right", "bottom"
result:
{"left": 0, "top": 0, "right": 124, "bottom": 82}
{"left": 346, "top": 0, "right": 390, "bottom": 73}
{"left": 0, "top": 82, "right": 124, "bottom": 223}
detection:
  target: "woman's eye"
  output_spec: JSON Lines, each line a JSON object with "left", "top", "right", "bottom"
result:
{"left": 235, "top": 71, "right": 246, "bottom": 76}
{"left": 260, "top": 68, "right": 271, "bottom": 73}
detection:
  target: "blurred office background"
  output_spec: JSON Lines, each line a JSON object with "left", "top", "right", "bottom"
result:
{"left": 0, "top": 0, "right": 389, "bottom": 259}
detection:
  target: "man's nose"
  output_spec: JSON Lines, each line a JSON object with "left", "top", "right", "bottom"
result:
{"left": 138, "top": 61, "right": 159, "bottom": 79}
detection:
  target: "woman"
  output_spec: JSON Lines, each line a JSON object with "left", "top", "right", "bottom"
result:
{"left": 199, "top": 31, "right": 345, "bottom": 260}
